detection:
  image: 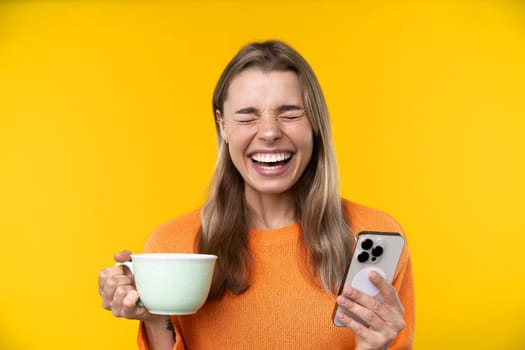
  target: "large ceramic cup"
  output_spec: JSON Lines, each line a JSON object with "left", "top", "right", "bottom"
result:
{"left": 117, "top": 253, "right": 217, "bottom": 315}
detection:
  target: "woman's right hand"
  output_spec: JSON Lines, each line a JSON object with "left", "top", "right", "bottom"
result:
{"left": 99, "top": 250, "right": 176, "bottom": 349}
{"left": 98, "top": 250, "right": 152, "bottom": 321}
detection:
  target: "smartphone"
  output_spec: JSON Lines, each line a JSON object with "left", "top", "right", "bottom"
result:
{"left": 333, "top": 231, "right": 405, "bottom": 327}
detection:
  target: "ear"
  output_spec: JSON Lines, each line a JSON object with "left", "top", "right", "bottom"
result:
{"left": 216, "top": 110, "right": 228, "bottom": 143}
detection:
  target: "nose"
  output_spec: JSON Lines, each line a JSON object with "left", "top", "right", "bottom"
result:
{"left": 257, "top": 114, "right": 282, "bottom": 142}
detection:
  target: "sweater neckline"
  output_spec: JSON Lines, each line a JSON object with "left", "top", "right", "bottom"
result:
{"left": 249, "top": 222, "right": 300, "bottom": 235}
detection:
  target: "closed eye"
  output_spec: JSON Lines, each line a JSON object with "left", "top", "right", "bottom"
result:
{"left": 278, "top": 113, "right": 305, "bottom": 121}
{"left": 234, "top": 107, "right": 259, "bottom": 124}
{"left": 234, "top": 117, "right": 258, "bottom": 124}
{"left": 276, "top": 105, "right": 305, "bottom": 121}
{"left": 235, "top": 107, "right": 258, "bottom": 114}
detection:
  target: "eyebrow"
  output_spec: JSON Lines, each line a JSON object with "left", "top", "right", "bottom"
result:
{"left": 275, "top": 104, "right": 304, "bottom": 113}
{"left": 235, "top": 107, "right": 258, "bottom": 114}
{"left": 234, "top": 105, "right": 304, "bottom": 114}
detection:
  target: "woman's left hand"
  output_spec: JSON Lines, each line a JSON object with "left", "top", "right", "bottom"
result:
{"left": 335, "top": 271, "right": 406, "bottom": 350}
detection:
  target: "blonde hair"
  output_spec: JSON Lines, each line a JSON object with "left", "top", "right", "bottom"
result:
{"left": 199, "top": 40, "right": 352, "bottom": 299}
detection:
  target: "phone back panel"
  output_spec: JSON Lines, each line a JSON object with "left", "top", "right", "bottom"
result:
{"left": 333, "top": 231, "right": 405, "bottom": 327}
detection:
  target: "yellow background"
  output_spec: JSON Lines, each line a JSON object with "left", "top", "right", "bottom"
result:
{"left": 1, "top": 0, "right": 524, "bottom": 349}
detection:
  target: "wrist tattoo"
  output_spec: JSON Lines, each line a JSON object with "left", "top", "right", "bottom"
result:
{"left": 166, "top": 318, "right": 175, "bottom": 337}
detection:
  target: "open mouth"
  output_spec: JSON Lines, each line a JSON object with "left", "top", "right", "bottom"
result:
{"left": 251, "top": 152, "right": 292, "bottom": 170}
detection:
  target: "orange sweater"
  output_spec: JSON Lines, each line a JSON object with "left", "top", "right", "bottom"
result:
{"left": 138, "top": 200, "right": 415, "bottom": 349}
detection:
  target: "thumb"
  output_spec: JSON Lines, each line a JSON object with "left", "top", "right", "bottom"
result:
{"left": 114, "top": 249, "right": 132, "bottom": 263}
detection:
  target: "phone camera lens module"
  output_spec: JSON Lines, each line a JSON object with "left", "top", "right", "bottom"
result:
{"left": 357, "top": 251, "right": 369, "bottom": 263}
{"left": 371, "top": 246, "right": 384, "bottom": 257}
{"left": 361, "top": 239, "right": 373, "bottom": 250}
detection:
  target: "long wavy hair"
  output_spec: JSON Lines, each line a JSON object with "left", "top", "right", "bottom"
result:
{"left": 198, "top": 40, "right": 353, "bottom": 299}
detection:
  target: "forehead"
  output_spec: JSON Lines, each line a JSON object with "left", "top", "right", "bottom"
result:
{"left": 224, "top": 68, "right": 304, "bottom": 107}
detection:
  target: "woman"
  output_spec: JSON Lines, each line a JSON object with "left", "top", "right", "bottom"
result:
{"left": 98, "top": 40, "right": 414, "bottom": 349}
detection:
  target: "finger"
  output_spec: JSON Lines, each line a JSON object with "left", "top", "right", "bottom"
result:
{"left": 103, "top": 274, "right": 134, "bottom": 297}
{"left": 113, "top": 286, "right": 149, "bottom": 320}
{"left": 369, "top": 271, "right": 404, "bottom": 312}
{"left": 98, "top": 266, "right": 128, "bottom": 295}
{"left": 114, "top": 250, "right": 132, "bottom": 263}
{"left": 335, "top": 308, "right": 375, "bottom": 338}
{"left": 122, "top": 289, "right": 149, "bottom": 319}
{"left": 337, "top": 295, "right": 400, "bottom": 349}
{"left": 366, "top": 297, "right": 406, "bottom": 332}
{"left": 111, "top": 285, "right": 135, "bottom": 317}
{"left": 367, "top": 272, "right": 406, "bottom": 331}
{"left": 337, "top": 293, "right": 386, "bottom": 331}
{"left": 341, "top": 286, "right": 380, "bottom": 313}
{"left": 102, "top": 274, "right": 134, "bottom": 309}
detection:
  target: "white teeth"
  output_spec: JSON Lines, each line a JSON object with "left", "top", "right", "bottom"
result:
{"left": 251, "top": 152, "right": 291, "bottom": 163}
{"left": 259, "top": 164, "right": 283, "bottom": 170}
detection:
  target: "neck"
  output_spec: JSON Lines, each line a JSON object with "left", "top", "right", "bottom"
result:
{"left": 244, "top": 189, "right": 297, "bottom": 230}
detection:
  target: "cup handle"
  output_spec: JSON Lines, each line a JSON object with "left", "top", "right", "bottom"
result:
{"left": 115, "top": 261, "right": 144, "bottom": 307}
{"left": 116, "top": 261, "right": 133, "bottom": 274}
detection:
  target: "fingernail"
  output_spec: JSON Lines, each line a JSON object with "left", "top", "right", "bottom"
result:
{"left": 348, "top": 287, "right": 358, "bottom": 298}
{"left": 369, "top": 271, "right": 379, "bottom": 281}
{"left": 337, "top": 296, "right": 347, "bottom": 305}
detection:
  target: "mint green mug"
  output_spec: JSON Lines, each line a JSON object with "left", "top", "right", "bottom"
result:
{"left": 117, "top": 253, "right": 217, "bottom": 315}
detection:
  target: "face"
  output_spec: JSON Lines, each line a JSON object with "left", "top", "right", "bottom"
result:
{"left": 218, "top": 68, "right": 313, "bottom": 198}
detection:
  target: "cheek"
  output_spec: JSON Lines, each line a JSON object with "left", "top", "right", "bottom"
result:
{"left": 227, "top": 129, "right": 252, "bottom": 157}
{"left": 293, "top": 130, "right": 314, "bottom": 153}
{"left": 297, "top": 133, "right": 315, "bottom": 168}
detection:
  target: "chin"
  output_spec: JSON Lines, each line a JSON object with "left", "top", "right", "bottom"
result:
{"left": 249, "top": 182, "right": 296, "bottom": 196}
